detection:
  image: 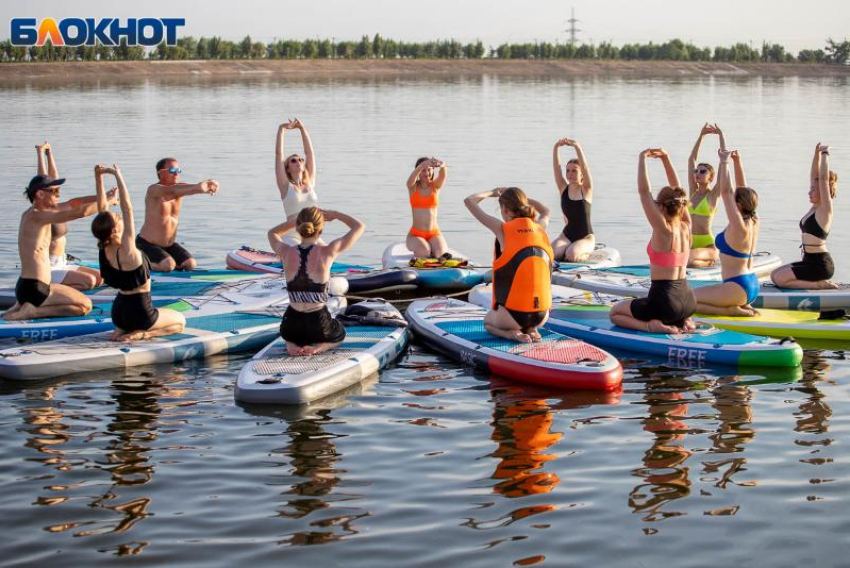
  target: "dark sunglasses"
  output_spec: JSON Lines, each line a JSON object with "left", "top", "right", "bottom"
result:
{"left": 288, "top": 157, "right": 304, "bottom": 164}
{"left": 168, "top": 166, "right": 182, "bottom": 174}
{"left": 694, "top": 168, "right": 709, "bottom": 175}
{"left": 39, "top": 187, "right": 60, "bottom": 195}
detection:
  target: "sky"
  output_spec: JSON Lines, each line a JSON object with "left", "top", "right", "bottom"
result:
{"left": 1, "top": 0, "right": 847, "bottom": 54}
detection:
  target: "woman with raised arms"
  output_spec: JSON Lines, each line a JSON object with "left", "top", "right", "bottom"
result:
{"left": 609, "top": 149, "right": 696, "bottom": 334}
{"left": 91, "top": 165, "right": 186, "bottom": 341}
{"left": 551, "top": 137, "right": 595, "bottom": 262}
{"left": 692, "top": 150, "right": 761, "bottom": 316}
{"left": 406, "top": 156, "right": 449, "bottom": 259}
{"left": 464, "top": 187, "right": 552, "bottom": 343}
{"left": 35, "top": 142, "right": 103, "bottom": 290}
{"left": 275, "top": 118, "right": 319, "bottom": 228}
{"left": 687, "top": 123, "right": 726, "bottom": 268}
{"left": 770, "top": 144, "right": 838, "bottom": 290}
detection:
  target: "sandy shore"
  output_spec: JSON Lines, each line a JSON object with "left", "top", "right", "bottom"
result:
{"left": 2, "top": 59, "right": 849, "bottom": 82}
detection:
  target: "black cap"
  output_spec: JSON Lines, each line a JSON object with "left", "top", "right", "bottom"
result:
{"left": 25, "top": 174, "right": 66, "bottom": 201}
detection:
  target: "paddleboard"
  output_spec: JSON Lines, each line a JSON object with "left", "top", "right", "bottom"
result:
{"left": 0, "top": 294, "right": 352, "bottom": 381}
{"left": 467, "top": 283, "right": 803, "bottom": 368}
{"left": 0, "top": 266, "right": 270, "bottom": 309}
{"left": 695, "top": 309, "right": 850, "bottom": 341}
{"left": 552, "top": 245, "right": 622, "bottom": 285}
{"left": 235, "top": 325, "right": 408, "bottom": 404}
{"left": 0, "top": 278, "right": 291, "bottom": 342}
{"left": 225, "top": 246, "right": 421, "bottom": 294}
{"left": 564, "top": 252, "right": 782, "bottom": 294}
{"left": 225, "top": 245, "right": 372, "bottom": 274}
{"left": 382, "top": 243, "right": 484, "bottom": 290}
{"left": 683, "top": 280, "right": 850, "bottom": 311}
{"left": 405, "top": 298, "right": 623, "bottom": 391}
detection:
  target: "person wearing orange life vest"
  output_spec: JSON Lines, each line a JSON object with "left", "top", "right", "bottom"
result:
{"left": 464, "top": 187, "right": 553, "bottom": 343}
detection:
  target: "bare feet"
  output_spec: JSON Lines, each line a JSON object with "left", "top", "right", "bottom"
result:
{"left": 647, "top": 319, "right": 680, "bottom": 334}
{"left": 286, "top": 344, "right": 307, "bottom": 356}
{"left": 117, "top": 331, "right": 147, "bottom": 342}
{"left": 510, "top": 330, "right": 533, "bottom": 343}
{"left": 528, "top": 329, "right": 543, "bottom": 342}
{"left": 3, "top": 303, "right": 36, "bottom": 321}
{"left": 728, "top": 305, "right": 759, "bottom": 317}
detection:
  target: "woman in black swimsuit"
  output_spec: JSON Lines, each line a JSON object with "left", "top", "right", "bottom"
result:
{"left": 268, "top": 206, "right": 365, "bottom": 356}
{"left": 770, "top": 144, "right": 838, "bottom": 290}
{"left": 91, "top": 165, "right": 186, "bottom": 341}
{"left": 551, "top": 137, "right": 595, "bottom": 262}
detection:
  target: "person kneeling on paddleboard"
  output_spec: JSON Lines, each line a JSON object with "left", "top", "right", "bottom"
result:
{"left": 770, "top": 144, "right": 839, "bottom": 290}
{"left": 406, "top": 156, "right": 450, "bottom": 259}
{"left": 91, "top": 165, "right": 186, "bottom": 342}
{"left": 465, "top": 187, "right": 553, "bottom": 343}
{"left": 693, "top": 150, "right": 761, "bottom": 316}
{"left": 269, "top": 206, "right": 365, "bottom": 356}
{"left": 610, "top": 149, "right": 697, "bottom": 334}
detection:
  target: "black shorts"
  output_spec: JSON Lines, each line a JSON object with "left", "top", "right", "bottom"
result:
{"left": 112, "top": 292, "right": 159, "bottom": 333}
{"left": 506, "top": 308, "right": 547, "bottom": 333}
{"left": 136, "top": 235, "right": 193, "bottom": 267}
{"left": 791, "top": 252, "right": 834, "bottom": 282}
{"left": 15, "top": 278, "right": 50, "bottom": 307}
{"left": 629, "top": 279, "right": 696, "bottom": 327}
{"left": 280, "top": 305, "right": 346, "bottom": 347}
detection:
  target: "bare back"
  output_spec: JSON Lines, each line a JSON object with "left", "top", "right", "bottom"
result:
{"left": 283, "top": 244, "right": 335, "bottom": 311}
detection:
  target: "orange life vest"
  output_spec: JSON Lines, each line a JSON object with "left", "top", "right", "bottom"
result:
{"left": 492, "top": 217, "right": 553, "bottom": 313}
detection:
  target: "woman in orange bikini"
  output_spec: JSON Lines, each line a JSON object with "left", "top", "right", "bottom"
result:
{"left": 406, "top": 157, "right": 448, "bottom": 259}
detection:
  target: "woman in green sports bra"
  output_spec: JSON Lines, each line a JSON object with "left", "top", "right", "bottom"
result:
{"left": 687, "top": 123, "right": 727, "bottom": 267}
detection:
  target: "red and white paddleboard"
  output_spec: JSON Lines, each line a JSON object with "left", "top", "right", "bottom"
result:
{"left": 405, "top": 298, "right": 622, "bottom": 391}
{"left": 226, "top": 246, "right": 283, "bottom": 273}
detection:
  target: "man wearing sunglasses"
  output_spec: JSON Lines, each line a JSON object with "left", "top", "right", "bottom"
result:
{"left": 4, "top": 173, "right": 115, "bottom": 321}
{"left": 136, "top": 157, "right": 219, "bottom": 272}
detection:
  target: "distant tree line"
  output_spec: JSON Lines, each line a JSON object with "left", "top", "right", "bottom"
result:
{"left": 2, "top": 35, "right": 848, "bottom": 65}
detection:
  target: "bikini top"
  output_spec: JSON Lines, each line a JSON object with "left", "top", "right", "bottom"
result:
{"left": 799, "top": 210, "right": 828, "bottom": 240}
{"left": 646, "top": 240, "right": 688, "bottom": 268}
{"left": 286, "top": 245, "right": 329, "bottom": 303}
{"left": 281, "top": 182, "right": 319, "bottom": 218}
{"left": 714, "top": 230, "right": 752, "bottom": 259}
{"left": 410, "top": 186, "right": 438, "bottom": 209}
{"left": 688, "top": 194, "right": 717, "bottom": 217}
{"left": 99, "top": 248, "right": 151, "bottom": 291}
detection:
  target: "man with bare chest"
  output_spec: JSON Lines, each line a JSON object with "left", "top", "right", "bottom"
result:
{"left": 4, "top": 173, "right": 114, "bottom": 321}
{"left": 136, "top": 157, "right": 219, "bottom": 272}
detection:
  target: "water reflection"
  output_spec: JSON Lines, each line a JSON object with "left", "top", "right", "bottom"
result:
{"left": 467, "top": 378, "right": 619, "bottom": 531}
{"left": 629, "top": 372, "right": 694, "bottom": 521}
{"left": 794, "top": 351, "right": 836, "bottom": 499}
{"left": 238, "top": 379, "right": 376, "bottom": 547}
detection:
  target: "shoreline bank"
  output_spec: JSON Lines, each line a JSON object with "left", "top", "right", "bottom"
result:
{"left": 2, "top": 59, "right": 849, "bottom": 82}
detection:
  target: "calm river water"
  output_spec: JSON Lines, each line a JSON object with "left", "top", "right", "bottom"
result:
{"left": 0, "top": 73, "right": 848, "bottom": 566}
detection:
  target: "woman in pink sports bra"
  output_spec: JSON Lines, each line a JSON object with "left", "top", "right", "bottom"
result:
{"left": 610, "top": 149, "right": 697, "bottom": 334}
